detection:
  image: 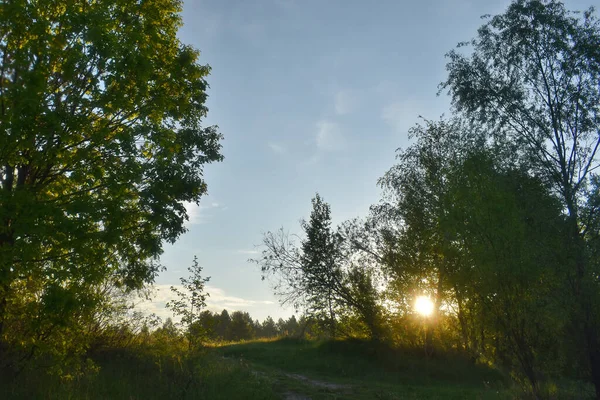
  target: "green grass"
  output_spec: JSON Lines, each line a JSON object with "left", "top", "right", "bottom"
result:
{"left": 0, "top": 346, "right": 277, "bottom": 400}
{"left": 217, "top": 338, "right": 596, "bottom": 399}
{"left": 1, "top": 338, "right": 594, "bottom": 399}
{"left": 217, "top": 338, "right": 510, "bottom": 399}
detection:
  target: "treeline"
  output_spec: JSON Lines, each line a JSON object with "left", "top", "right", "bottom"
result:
{"left": 161, "top": 311, "right": 309, "bottom": 342}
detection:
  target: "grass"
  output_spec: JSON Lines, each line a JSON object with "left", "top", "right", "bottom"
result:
{"left": 1, "top": 338, "right": 594, "bottom": 399}
{"left": 0, "top": 346, "right": 277, "bottom": 399}
{"left": 217, "top": 338, "right": 596, "bottom": 399}
{"left": 217, "top": 338, "right": 510, "bottom": 399}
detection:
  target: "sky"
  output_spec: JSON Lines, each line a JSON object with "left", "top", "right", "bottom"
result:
{"left": 139, "top": 0, "right": 595, "bottom": 323}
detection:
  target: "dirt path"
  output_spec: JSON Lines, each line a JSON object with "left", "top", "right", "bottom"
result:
{"left": 273, "top": 371, "right": 352, "bottom": 399}
{"left": 231, "top": 355, "right": 352, "bottom": 399}
{"left": 282, "top": 372, "right": 351, "bottom": 391}
{"left": 281, "top": 391, "right": 312, "bottom": 400}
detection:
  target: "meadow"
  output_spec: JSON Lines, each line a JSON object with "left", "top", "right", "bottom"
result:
{"left": 1, "top": 337, "right": 594, "bottom": 399}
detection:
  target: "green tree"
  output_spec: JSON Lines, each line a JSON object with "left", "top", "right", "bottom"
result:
{"left": 167, "top": 256, "right": 210, "bottom": 349}
{"left": 447, "top": 153, "right": 568, "bottom": 395}
{"left": 0, "top": 0, "right": 222, "bottom": 366}
{"left": 377, "top": 118, "right": 481, "bottom": 353}
{"left": 377, "top": 118, "right": 569, "bottom": 393}
{"left": 195, "top": 310, "right": 219, "bottom": 341}
{"left": 441, "top": 0, "right": 600, "bottom": 393}
{"left": 254, "top": 194, "right": 342, "bottom": 336}
{"left": 261, "top": 316, "right": 278, "bottom": 338}
{"left": 226, "top": 311, "right": 254, "bottom": 342}
{"left": 300, "top": 193, "right": 342, "bottom": 336}
{"left": 216, "top": 309, "right": 230, "bottom": 339}
{"left": 283, "top": 315, "right": 300, "bottom": 337}
{"left": 155, "top": 317, "right": 179, "bottom": 339}
{"left": 253, "top": 194, "right": 341, "bottom": 335}
{"left": 255, "top": 194, "right": 384, "bottom": 340}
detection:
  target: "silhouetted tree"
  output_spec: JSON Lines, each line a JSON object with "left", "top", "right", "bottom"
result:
{"left": 227, "top": 311, "right": 254, "bottom": 341}
{"left": 216, "top": 310, "right": 231, "bottom": 339}
{"left": 441, "top": 0, "right": 600, "bottom": 393}
{"left": 261, "top": 316, "right": 278, "bottom": 338}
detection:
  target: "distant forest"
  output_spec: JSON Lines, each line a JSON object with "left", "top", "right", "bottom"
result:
{"left": 155, "top": 311, "right": 313, "bottom": 343}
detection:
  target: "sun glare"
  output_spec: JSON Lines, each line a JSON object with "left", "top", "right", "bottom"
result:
{"left": 415, "top": 296, "right": 434, "bottom": 317}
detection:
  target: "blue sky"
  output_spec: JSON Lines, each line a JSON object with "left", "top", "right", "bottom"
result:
{"left": 142, "top": 0, "right": 594, "bottom": 322}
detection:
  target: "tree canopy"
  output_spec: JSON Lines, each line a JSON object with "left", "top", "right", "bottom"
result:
{"left": 0, "top": 0, "right": 222, "bottom": 368}
{"left": 441, "top": 0, "right": 600, "bottom": 395}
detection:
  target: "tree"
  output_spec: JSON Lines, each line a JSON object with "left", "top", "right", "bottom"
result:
{"left": 0, "top": 0, "right": 222, "bottom": 365}
{"left": 226, "top": 311, "right": 254, "bottom": 342}
{"left": 253, "top": 194, "right": 341, "bottom": 334}
{"left": 261, "top": 316, "right": 278, "bottom": 338}
{"left": 377, "top": 117, "right": 570, "bottom": 392}
{"left": 446, "top": 153, "right": 568, "bottom": 395}
{"left": 155, "top": 317, "right": 179, "bottom": 339}
{"left": 254, "top": 194, "right": 384, "bottom": 339}
{"left": 216, "top": 309, "right": 230, "bottom": 339}
{"left": 167, "top": 256, "right": 210, "bottom": 349}
{"left": 300, "top": 194, "right": 342, "bottom": 336}
{"left": 441, "top": 0, "right": 600, "bottom": 394}
{"left": 195, "top": 310, "right": 219, "bottom": 340}
{"left": 377, "top": 118, "right": 482, "bottom": 353}
{"left": 277, "top": 315, "right": 300, "bottom": 337}
{"left": 254, "top": 194, "right": 342, "bottom": 334}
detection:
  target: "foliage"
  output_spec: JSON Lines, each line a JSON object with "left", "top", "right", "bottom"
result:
{"left": 0, "top": 0, "right": 222, "bottom": 371}
{"left": 376, "top": 115, "right": 572, "bottom": 393}
{"left": 227, "top": 311, "right": 255, "bottom": 341}
{"left": 300, "top": 194, "right": 342, "bottom": 334}
{"left": 0, "top": 341, "right": 277, "bottom": 400}
{"left": 441, "top": 0, "right": 600, "bottom": 395}
{"left": 166, "top": 256, "right": 210, "bottom": 348}
{"left": 253, "top": 194, "right": 385, "bottom": 340}
{"left": 448, "top": 153, "right": 569, "bottom": 393}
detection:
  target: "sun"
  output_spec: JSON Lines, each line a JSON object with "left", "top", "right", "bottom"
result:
{"left": 414, "top": 296, "right": 434, "bottom": 317}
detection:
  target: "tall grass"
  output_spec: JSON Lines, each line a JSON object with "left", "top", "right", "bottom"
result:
{"left": 0, "top": 343, "right": 277, "bottom": 399}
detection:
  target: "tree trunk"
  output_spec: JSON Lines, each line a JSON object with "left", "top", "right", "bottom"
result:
{"left": 565, "top": 203, "right": 600, "bottom": 397}
{"left": 328, "top": 295, "right": 336, "bottom": 338}
{"left": 586, "top": 327, "right": 600, "bottom": 399}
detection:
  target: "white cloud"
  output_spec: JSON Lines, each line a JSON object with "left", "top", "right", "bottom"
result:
{"left": 268, "top": 142, "right": 286, "bottom": 154}
{"left": 316, "top": 120, "right": 344, "bottom": 151}
{"left": 183, "top": 200, "right": 223, "bottom": 226}
{"left": 334, "top": 90, "right": 357, "bottom": 115}
{"left": 207, "top": 286, "right": 275, "bottom": 309}
{"left": 135, "top": 284, "right": 275, "bottom": 322}
{"left": 236, "top": 249, "right": 260, "bottom": 255}
{"left": 184, "top": 201, "right": 204, "bottom": 226}
{"left": 381, "top": 101, "right": 422, "bottom": 134}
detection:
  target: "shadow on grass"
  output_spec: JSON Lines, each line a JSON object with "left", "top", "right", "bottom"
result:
{"left": 218, "top": 337, "right": 507, "bottom": 389}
